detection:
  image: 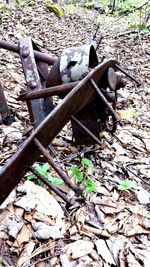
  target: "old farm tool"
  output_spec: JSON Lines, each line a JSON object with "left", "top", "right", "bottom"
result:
{"left": 0, "top": 38, "right": 140, "bottom": 205}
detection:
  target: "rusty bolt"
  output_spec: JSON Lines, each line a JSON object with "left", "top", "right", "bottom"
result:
{"left": 29, "top": 81, "right": 37, "bottom": 89}
{"left": 22, "top": 48, "right": 29, "bottom": 58}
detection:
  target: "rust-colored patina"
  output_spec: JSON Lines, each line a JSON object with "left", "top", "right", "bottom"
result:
{"left": 0, "top": 59, "right": 118, "bottom": 204}
{"left": 0, "top": 38, "right": 140, "bottom": 205}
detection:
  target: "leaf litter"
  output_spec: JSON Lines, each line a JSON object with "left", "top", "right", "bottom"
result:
{"left": 0, "top": 1, "right": 150, "bottom": 266}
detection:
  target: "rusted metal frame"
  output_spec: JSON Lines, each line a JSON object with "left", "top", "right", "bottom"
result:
{"left": 0, "top": 82, "right": 12, "bottom": 125}
{"left": 90, "top": 78, "right": 120, "bottom": 132}
{"left": 115, "top": 64, "right": 141, "bottom": 86}
{"left": 30, "top": 39, "right": 54, "bottom": 116}
{"left": 0, "top": 39, "right": 57, "bottom": 65}
{"left": 18, "top": 82, "right": 79, "bottom": 100}
{"left": 32, "top": 41, "right": 49, "bottom": 81}
{"left": 0, "top": 59, "right": 118, "bottom": 204}
{"left": 19, "top": 38, "right": 48, "bottom": 127}
{"left": 30, "top": 167, "right": 73, "bottom": 204}
{"left": 34, "top": 138, "right": 81, "bottom": 193}
{"left": 18, "top": 82, "right": 115, "bottom": 102}
{"left": 71, "top": 102, "right": 100, "bottom": 145}
{"left": 20, "top": 91, "right": 102, "bottom": 146}
{"left": 71, "top": 115, "right": 101, "bottom": 146}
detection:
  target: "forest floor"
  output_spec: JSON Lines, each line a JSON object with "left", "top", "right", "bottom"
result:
{"left": 0, "top": 1, "right": 150, "bottom": 266}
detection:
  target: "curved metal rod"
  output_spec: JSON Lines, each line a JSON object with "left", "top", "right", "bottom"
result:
{"left": 90, "top": 78, "right": 120, "bottom": 133}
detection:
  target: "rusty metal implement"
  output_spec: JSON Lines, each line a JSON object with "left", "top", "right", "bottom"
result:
{"left": 0, "top": 59, "right": 118, "bottom": 204}
{"left": 0, "top": 37, "right": 141, "bottom": 205}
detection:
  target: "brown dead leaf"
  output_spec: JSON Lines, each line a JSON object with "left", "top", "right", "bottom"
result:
{"left": 75, "top": 207, "right": 86, "bottom": 225}
{"left": 140, "top": 218, "right": 150, "bottom": 230}
{"left": 15, "top": 181, "right": 64, "bottom": 218}
{"left": 75, "top": 255, "right": 93, "bottom": 266}
{"left": 98, "top": 201, "right": 125, "bottom": 215}
{"left": 106, "top": 237, "right": 125, "bottom": 266}
{"left": 8, "top": 220, "right": 24, "bottom": 239}
{"left": 95, "top": 239, "right": 116, "bottom": 265}
{"left": 32, "top": 222, "right": 64, "bottom": 240}
{"left": 126, "top": 249, "right": 143, "bottom": 267}
{"left": 122, "top": 215, "right": 150, "bottom": 237}
{"left": 60, "top": 254, "right": 72, "bottom": 267}
{"left": 12, "top": 224, "right": 32, "bottom": 249}
{"left": 17, "top": 241, "right": 35, "bottom": 267}
{"left": 82, "top": 224, "right": 111, "bottom": 238}
{"left": 64, "top": 240, "right": 94, "bottom": 259}
{"left": 69, "top": 225, "right": 78, "bottom": 236}
{"left": 30, "top": 240, "right": 56, "bottom": 259}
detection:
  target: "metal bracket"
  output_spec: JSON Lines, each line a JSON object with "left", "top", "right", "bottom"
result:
{"left": 19, "top": 37, "right": 53, "bottom": 127}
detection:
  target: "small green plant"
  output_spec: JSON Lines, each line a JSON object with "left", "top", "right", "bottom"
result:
{"left": 0, "top": 4, "right": 12, "bottom": 14}
{"left": 71, "top": 157, "right": 97, "bottom": 193}
{"left": 118, "top": 179, "right": 136, "bottom": 191}
{"left": 27, "top": 162, "right": 64, "bottom": 186}
{"left": 46, "top": 3, "right": 65, "bottom": 18}
{"left": 16, "top": 0, "right": 25, "bottom": 7}
{"left": 84, "top": 1, "right": 95, "bottom": 8}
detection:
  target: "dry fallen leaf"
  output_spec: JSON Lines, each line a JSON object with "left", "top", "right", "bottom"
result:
{"left": 8, "top": 220, "right": 24, "bottom": 239}
{"left": 33, "top": 222, "right": 64, "bottom": 240}
{"left": 15, "top": 180, "right": 64, "bottom": 218}
{"left": 95, "top": 239, "right": 116, "bottom": 265}
{"left": 17, "top": 241, "right": 35, "bottom": 267}
{"left": 64, "top": 240, "right": 94, "bottom": 259}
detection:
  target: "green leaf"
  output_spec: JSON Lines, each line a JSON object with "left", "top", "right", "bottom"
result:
{"left": 84, "top": 1, "right": 94, "bottom": 8}
{"left": 35, "top": 165, "right": 47, "bottom": 177}
{"left": 140, "top": 25, "right": 150, "bottom": 33}
{"left": 81, "top": 158, "right": 94, "bottom": 168}
{"left": 37, "top": 179, "right": 43, "bottom": 186}
{"left": 51, "top": 177, "right": 64, "bottom": 186}
{"left": 118, "top": 179, "right": 135, "bottom": 191}
{"left": 42, "top": 162, "right": 50, "bottom": 173}
{"left": 0, "top": 5, "right": 12, "bottom": 14}
{"left": 16, "top": 0, "right": 25, "bottom": 7}
{"left": 85, "top": 178, "right": 97, "bottom": 193}
{"left": 27, "top": 174, "right": 36, "bottom": 181}
{"left": 46, "top": 3, "right": 65, "bottom": 18}
{"left": 47, "top": 173, "right": 63, "bottom": 185}
{"left": 28, "top": 1, "right": 36, "bottom": 6}
{"left": 70, "top": 166, "right": 84, "bottom": 182}
{"left": 67, "top": 4, "right": 74, "bottom": 13}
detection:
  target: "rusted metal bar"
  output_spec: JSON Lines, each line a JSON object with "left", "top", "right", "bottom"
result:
{"left": 0, "top": 59, "right": 118, "bottom": 204}
{"left": 30, "top": 39, "right": 54, "bottom": 116}
{"left": 30, "top": 167, "right": 74, "bottom": 204}
{"left": 90, "top": 78, "right": 120, "bottom": 132}
{"left": 0, "top": 39, "right": 57, "bottom": 65}
{"left": 115, "top": 64, "right": 141, "bottom": 86}
{"left": 34, "top": 138, "right": 80, "bottom": 193}
{"left": 0, "top": 83, "right": 12, "bottom": 125}
{"left": 19, "top": 38, "right": 50, "bottom": 127}
{"left": 18, "top": 83, "right": 115, "bottom": 102}
{"left": 71, "top": 116, "right": 101, "bottom": 146}
{"left": 18, "top": 82, "right": 79, "bottom": 100}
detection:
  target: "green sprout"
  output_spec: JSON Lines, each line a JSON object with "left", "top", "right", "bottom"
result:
{"left": 71, "top": 157, "right": 97, "bottom": 193}
{"left": 118, "top": 179, "right": 136, "bottom": 191}
{"left": 27, "top": 162, "right": 64, "bottom": 186}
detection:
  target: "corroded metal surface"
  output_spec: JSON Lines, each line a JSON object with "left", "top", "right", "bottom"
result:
{"left": 20, "top": 38, "right": 54, "bottom": 126}
{"left": 0, "top": 59, "right": 118, "bottom": 204}
{"left": 60, "top": 45, "right": 98, "bottom": 83}
{"left": 0, "top": 39, "right": 57, "bottom": 65}
{"left": 20, "top": 38, "right": 47, "bottom": 127}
